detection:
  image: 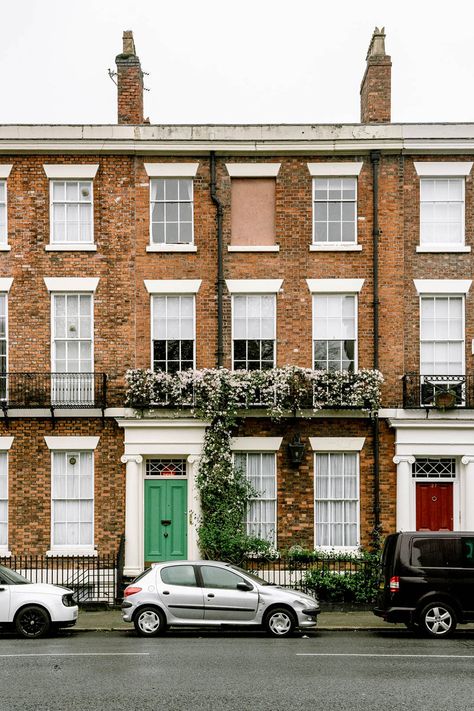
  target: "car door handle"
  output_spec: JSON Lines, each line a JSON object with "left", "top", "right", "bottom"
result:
{"left": 163, "top": 591, "right": 170, "bottom": 595}
{"left": 207, "top": 593, "right": 215, "bottom": 598}
{"left": 0, "top": 587, "right": 5, "bottom": 592}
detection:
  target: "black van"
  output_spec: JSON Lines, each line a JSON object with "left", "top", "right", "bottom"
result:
{"left": 374, "top": 531, "right": 474, "bottom": 637}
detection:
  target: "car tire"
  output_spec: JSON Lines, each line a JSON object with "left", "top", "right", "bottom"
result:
{"left": 15, "top": 605, "right": 51, "bottom": 639}
{"left": 419, "top": 602, "right": 457, "bottom": 638}
{"left": 134, "top": 606, "right": 167, "bottom": 637}
{"left": 264, "top": 607, "right": 296, "bottom": 638}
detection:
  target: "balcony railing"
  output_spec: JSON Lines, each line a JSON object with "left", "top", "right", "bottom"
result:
{"left": 403, "top": 372, "right": 473, "bottom": 408}
{"left": 0, "top": 373, "right": 107, "bottom": 410}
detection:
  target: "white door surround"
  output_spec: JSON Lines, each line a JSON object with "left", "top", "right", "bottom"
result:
{"left": 390, "top": 420, "right": 474, "bottom": 532}
{"left": 117, "top": 419, "right": 207, "bottom": 577}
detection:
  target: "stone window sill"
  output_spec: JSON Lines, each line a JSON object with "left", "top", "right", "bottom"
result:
{"left": 310, "top": 244, "right": 362, "bottom": 252}
{"left": 228, "top": 245, "right": 280, "bottom": 252}
{"left": 0, "top": 245, "right": 11, "bottom": 252}
{"left": 416, "top": 245, "right": 471, "bottom": 253}
{"left": 146, "top": 244, "right": 197, "bottom": 253}
{"left": 45, "top": 244, "right": 97, "bottom": 252}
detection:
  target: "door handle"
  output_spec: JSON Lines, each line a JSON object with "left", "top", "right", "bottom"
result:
{"left": 0, "top": 587, "right": 5, "bottom": 592}
{"left": 161, "top": 520, "right": 172, "bottom": 526}
{"left": 163, "top": 532, "right": 169, "bottom": 538}
{"left": 207, "top": 593, "right": 215, "bottom": 598}
{"left": 163, "top": 591, "right": 170, "bottom": 595}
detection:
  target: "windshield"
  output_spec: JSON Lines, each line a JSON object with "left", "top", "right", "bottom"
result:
{"left": 229, "top": 564, "right": 270, "bottom": 586}
{"left": 0, "top": 565, "right": 30, "bottom": 585}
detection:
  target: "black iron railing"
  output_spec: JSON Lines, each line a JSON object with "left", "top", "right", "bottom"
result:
{"left": 0, "top": 554, "right": 118, "bottom": 605}
{"left": 0, "top": 373, "right": 107, "bottom": 409}
{"left": 403, "top": 372, "right": 474, "bottom": 408}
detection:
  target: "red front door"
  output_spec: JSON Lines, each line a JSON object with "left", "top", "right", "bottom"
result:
{"left": 416, "top": 482, "right": 453, "bottom": 531}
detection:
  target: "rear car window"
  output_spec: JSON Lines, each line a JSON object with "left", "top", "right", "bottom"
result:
{"left": 411, "top": 537, "right": 474, "bottom": 568}
{"left": 160, "top": 565, "right": 197, "bottom": 587}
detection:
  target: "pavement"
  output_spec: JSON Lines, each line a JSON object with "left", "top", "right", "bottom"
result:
{"left": 74, "top": 608, "right": 406, "bottom": 631}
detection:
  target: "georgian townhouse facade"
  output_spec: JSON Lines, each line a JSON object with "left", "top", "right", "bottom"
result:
{"left": 1, "top": 28, "right": 474, "bottom": 581}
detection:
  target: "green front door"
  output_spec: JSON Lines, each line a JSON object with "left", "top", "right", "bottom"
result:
{"left": 144, "top": 479, "right": 187, "bottom": 563}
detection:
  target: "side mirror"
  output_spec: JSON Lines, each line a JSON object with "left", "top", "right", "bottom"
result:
{"left": 236, "top": 582, "right": 253, "bottom": 592}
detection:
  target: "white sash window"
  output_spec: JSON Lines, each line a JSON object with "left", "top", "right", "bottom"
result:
{"left": 52, "top": 294, "right": 93, "bottom": 404}
{"left": 234, "top": 452, "right": 277, "bottom": 545}
{"left": 0, "top": 453, "right": 7, "bottom": 548}
{"left": 51, "top": 451, "right": 94, "bottom": 549}
{"left": 315, "top": 452, "right": 359, "bottom": 549}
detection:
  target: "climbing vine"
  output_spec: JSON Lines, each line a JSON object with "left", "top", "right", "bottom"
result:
{"left": 125, "top": 367, "right": 384, "bottom": 562}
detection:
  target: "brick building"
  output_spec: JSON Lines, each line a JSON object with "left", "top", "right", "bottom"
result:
{"left": 1, "top": 28, "right": 474, "bottom": 582}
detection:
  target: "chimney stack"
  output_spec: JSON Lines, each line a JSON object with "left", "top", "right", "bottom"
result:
{"left": 115, "top": 30, "right": 144, "bottom": 125}
{"left": 360, "top": 27, "right": 391, "bottom": 123}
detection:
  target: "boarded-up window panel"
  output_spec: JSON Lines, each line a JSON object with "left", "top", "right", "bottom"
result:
{"left": 231, "top": 178, "right": 276, "bottom": 246}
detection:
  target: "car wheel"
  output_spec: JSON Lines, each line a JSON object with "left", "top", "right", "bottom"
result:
{"left": 419, "top": 602, "right": 457, "bottom": 638}
{"left": 264, "top": 607, "right": 296, "bottom": 638}
{"left": 134, "top": 606, "right": 167, "bottom": 637}
{"left": 15, "top": 605, "right": 51, "bottom": 639}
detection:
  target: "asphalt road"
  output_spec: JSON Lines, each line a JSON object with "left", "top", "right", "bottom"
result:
{"left": 1, "top": 629, "right": 474, "bottom": 711}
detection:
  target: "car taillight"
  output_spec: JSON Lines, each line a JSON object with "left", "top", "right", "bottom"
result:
{"left": 124, "top": 586, "right": 142, "bottom": 597}
{"left": 389, "top": 576, "right": 400, "bottom": 592}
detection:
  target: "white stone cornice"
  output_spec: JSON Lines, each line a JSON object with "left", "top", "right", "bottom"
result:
{"left": 306, "top": 278, "right": 364, "bottom": 293}
{"left": 414, "top": 161, "right": 473, "bottom": 177}
{"left": 414, "top": 279, "right": 472, "bottom": 295}
{"left": 226, "top": 279, "right": 283, "bottom": 294}
{"left": 225, "top": 163, "right": 281, "bottom": 177}
{"left": 307, "top": 162, "right": 363, "bottom": 176}
{"left": 44, "top": 277, "right": 99, "bottom": 293}
{"left": 0, "top": 437, "right": 14, "bottom": 450}
{"left": 0, "top": 278, "right": 13, "bottom": 293}
{"left": 121, "top": 454, "right": 143, "bottom": 465}
{"left": 43, "top": 164, "right": 99, "bottom": 179}
{"left": 144, "top": 279, "right": 202, "bottom": 294}
{"left": 144, "top": 162, "right": 199, "bottom": 177}
{"left": 393, "top": 455, "right": 416, "bottom": 465}
{"left": 44, "top": 436, "right": 100, "bottom": 450}
{"left": 0, "top": 165, "right": 13, "bottom": 179}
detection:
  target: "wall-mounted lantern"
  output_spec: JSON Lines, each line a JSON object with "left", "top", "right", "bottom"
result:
{"left": 288, "top": 435, "right": 305, "bottom": 466}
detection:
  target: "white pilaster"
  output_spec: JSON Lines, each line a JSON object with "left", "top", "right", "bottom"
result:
{"left": 187, "top": 455, "right": 201, "bottom": 559}
{"left": 393, "top": 455, "right": 415, "bottom": 531}
{"left": 121, "top": 454, "right": 143, "bottom": 577}
{"left": 461, "top": 456, "right": 474, "bottom": 530}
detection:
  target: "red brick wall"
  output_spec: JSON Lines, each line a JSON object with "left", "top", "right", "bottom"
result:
{"left": 2, "top": 418, "right": 124, "bottom": 555}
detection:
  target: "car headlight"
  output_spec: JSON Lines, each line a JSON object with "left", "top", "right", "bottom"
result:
{"left": 62, "top": 593, "right": 76, "bottom": 607}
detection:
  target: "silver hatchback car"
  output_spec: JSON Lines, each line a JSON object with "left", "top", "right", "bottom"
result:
{"left": 122, "top": 560, "right": 319, "bottom": 638}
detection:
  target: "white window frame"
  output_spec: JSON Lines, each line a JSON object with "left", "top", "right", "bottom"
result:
{"left": 312, "top": 293, "right": 358, "bottom": 372}
{"left": 414, "top": 162, "right": 473, "bottom": 253}
{"left": 0, "top": 440, "right": 13, "bottom": 555}
{"left": 231, "top": 293, "right": 277, "bottom": 370}
{"left": 49, "top": 449, "right": 95, "bottom": 555}
{"left": 0, "top": 292, "right": 8, "bottom": 401}
{"left": 308, "top": 162, "right": 363, "bottom": 252}
{"left": 50, "top": 292, "right": 94, "bottom": 405}
{"left": 0, "top": 166, "right": 12, "bottom": 251}
{"left": 150, "top": 294, "right": 196, "bottom": 372}
{"left": 313, "top": 451, "right": 360, "bottom": 552}
{"left": 417, "top": 177, "right": 468, "bottom": 253}
{"left": 233, "top": 451, "right": 277, "bottom": 547}
{"left": 148, "top": 177, "right": 195, "bottom": 252}
{"left": 48, "top": 179, "right": 95, "bottom": 251}
{"left": 311, "top": 177, "right": 358, "bottom": 247}
{"left": 419, "top": 294, "right": 466, "bottom": 382}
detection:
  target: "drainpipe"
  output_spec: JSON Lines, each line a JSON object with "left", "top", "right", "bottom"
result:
{"left": 371, "top": 150, "right": 381, "bottom": 535}
{"left": 210, "top": 152, "right": 224, "bottom": 368}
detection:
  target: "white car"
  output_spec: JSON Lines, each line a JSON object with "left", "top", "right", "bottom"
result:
{"left": 0, "top": 563, "right": 78, "bottom": 638}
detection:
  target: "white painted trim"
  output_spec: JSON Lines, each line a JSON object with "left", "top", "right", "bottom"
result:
{"left": 144, "top": 162, "right": 199, "bottom": 177}
{"left": 306, "top": 279, "right": 364, "bottom": 293}
{"left": 0, "top": 437, "right": 13, "bottom": 450}
{"left": 307, "top": 162, "right": 363, "bottom": 176}
{"left": 146, "top": 245, "right": 197, "bottom": 253}
{"left": 43, "top": 164, "right": 99, "bottom": 179}
{"left": 310, "top": 244, "right": 362, "bottom": 252}
{"left": 47, "top": 548, "right": 97, "bottom": 557}
{"left": 226, "top": 279, "right": 283, "bottom": 294}
{"left": 150, "top": 293, "right": 196, "bottom": 370}
{"left": 310, "top": 437, "right": 365, "bottom": 452}
{"left": 414, "top": 279, "right": 472, "bottom": 294}
{"left": 414, "top": 161, "right": 473, "bottom": 177}
{"left": 0, "top": 246, "right": 11, "bottom": 252}
{"left": 43, "top": 277, "right": 99, "bottom": 292}
{"left": 228, "top": 245, "right": 280, "bottom": 252}
{"left": 144, "top": 279, "right": 202, "bottom": 294}
{"left": 0, "top": 279, "right": 13, "bottom": 293}
{"left": 230, "top": 437, "right": 283, "bottom": 451}
{"left": 225, "top": 163, "right": 281, "bottom": 177}
{"left": 416, "top": 245, "right": 471, "bottom": 253}
{"left": 45, "top": 244, "right": 97, "bottom": 252}
{"left": 44, "top": 436, "right": 100, "bottom": 450}
{"left": 313, "top": 451, "right": 360, "bottom": 550}
{"left": 0, "top": 165, "right": 13, "bottom": 179}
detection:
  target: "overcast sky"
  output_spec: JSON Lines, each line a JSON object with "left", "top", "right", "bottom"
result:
{"left": 1, "top": 0, "right": 474, "bottom": 125}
